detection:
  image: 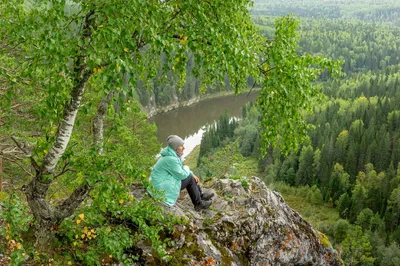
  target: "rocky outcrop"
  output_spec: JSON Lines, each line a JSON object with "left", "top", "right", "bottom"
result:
{"left": 144, "top": 95, "right": 201, "bottom": 118}
{"left": 134, "top": 176, "right": 343, "bottom": 265}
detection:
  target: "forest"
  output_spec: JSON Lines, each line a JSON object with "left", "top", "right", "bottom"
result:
{"left": 2, "top": 0, "right": 399, "bottom": 265}
{"left": 194, "top": 2, "right": 400, "bottom": 266}
{"left": 253, "top": 0, "right": 400, "bottom": 25}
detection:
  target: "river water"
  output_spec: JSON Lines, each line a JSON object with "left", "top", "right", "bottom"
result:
{"left": 148, "top": 90, "right": 259, "bottom": 158}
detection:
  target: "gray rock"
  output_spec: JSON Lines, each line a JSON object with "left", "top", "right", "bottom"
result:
{"left": 139, "top": 176, "right": 344, "bottom": 265}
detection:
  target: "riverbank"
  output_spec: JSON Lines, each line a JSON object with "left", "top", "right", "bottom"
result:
{"left": 144, "top": 88, "right": 260, "bottom": 118}
{"left": 184, "top": 144, "right": 200, "bottom": 169}
{"left": 148, "top": 88, "right": 259, "bottom": 155}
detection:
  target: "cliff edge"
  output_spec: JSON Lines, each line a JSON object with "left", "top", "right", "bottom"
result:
{"left": 133, "top": 176, "right": 343, "bottom": 265}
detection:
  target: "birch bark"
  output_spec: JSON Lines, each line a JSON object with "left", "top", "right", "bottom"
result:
{"left": 93, "top": 91, "right": 114, "bottom": 155}
{"left": 23, "top": 11, "right": 96, "bottom": 251}
{"left": 24, "top": 70, "right": 92, "bottom": 250}
{"left": 41, "top": 71, "right": 91, "bottom": 174}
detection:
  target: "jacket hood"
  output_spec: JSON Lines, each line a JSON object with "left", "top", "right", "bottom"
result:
{"left": 160, "top": 146, "right": 178, "bottom": 157}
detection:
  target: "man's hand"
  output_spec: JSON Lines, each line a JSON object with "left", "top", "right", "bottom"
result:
{"left": 193, "top": 175, "right": 200, "bottom": 184}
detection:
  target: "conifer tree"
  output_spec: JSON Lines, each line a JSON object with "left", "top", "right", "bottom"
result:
{"left": 296, "top": 145, "right": 315, "bottom": 186}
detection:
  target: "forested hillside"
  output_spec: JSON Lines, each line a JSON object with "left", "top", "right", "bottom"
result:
{"left": 195, "top": 2, "right": 400, "bottom": 265}
{"left": 253, "top": 0, "right": 400, "bottom": 25}
{"left": 135, "top": 52, "right": 238, "bottom": 109}
{"left": 255, "top": 16, "right": 400, "bottom": 75}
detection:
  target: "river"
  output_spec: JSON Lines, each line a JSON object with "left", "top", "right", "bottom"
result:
{"left": 148, "top": 90, "right": 259, "bottom": 159}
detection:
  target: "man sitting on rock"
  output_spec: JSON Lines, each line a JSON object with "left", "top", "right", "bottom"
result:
{"left": 148, "top": 135, "right": 214, "bottom": 211}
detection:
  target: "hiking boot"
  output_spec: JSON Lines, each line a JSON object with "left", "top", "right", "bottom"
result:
{"left": 201, "top": 192, "right": 214, "bottom": 201}
{"left": 194, "top": 200, "right": 212, "bottom": 211}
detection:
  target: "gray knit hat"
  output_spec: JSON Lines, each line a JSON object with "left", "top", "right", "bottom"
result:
{"left": 167, "top": 135, "right": 184, "bottom": 150}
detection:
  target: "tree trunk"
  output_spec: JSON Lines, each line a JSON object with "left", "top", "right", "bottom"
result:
{"left": 25, "top": 72, "right": 110, "bottom": 250}
{"left": 24, "top": 174, "right": 59, "bottom": 251}
{"left": 23, "top": 10, "right": 96, "bottom": 251}
{"left": 41, "top": 70, "right": 91, "bottom": 175}
{"left": 34, "top": 226, "right": 58, "bottom": 252}
{"left": 41, "top": 10, "right": 94, "bottom": 175}
{"left": 24, "top": 66, "right": 90, "bottom": 248}
{"left": 93, "top": 91, "right": 114, "bottom": 154}
{"left": 24, "top": 176, "right": 92, "bottom": 251}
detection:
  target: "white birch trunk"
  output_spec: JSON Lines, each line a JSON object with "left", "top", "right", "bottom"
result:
{"left": 93, "top": 91, "right": 114, "bottom": 155}
{"left": 23, "top": 10, "right": 96, "bottom": 252}
{"left": 41, "top": 10, "right": 95, "bottom": 175}
{"left": 41, "top": 71, "right": 91, "bottom": 174}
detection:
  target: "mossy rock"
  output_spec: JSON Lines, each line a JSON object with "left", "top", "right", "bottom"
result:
{"left": 0, "top": 191, "right": 8, "bottom": 202}
{"left": 318, "top": 231, "right": 332, "bottom": 248}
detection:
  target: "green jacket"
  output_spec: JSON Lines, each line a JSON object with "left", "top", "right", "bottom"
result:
{"left": 148, "top": 146, "right": 192, "bottom": 206}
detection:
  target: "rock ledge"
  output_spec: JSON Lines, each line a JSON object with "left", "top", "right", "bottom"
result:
{"left": 137, "top": 177, "right": 343, "bottom": 265}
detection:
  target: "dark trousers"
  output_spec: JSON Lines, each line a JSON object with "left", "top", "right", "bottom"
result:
{"left": 181, "top": 175, "right": 202, "bottom": 206}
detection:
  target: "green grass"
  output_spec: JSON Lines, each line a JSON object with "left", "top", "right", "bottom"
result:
{"left": 184, "top": 145, "right": 200, "bottom": 170}
{"left": 277, "top": 187, "right": 339, "bottom": 236}
{"left": 186, "top": 143, "right": 338, "bottom": 237}
{"left": 185, "top": 144, "right": 260, "bottom": 178}
{"left": 232, "top": 157, "right": 260, "bottom": 177}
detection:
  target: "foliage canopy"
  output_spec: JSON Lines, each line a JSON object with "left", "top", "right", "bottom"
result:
{"left": 0, "top": 0, "right": 340, "bottom": 263}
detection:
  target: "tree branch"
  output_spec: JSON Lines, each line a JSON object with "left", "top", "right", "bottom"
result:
{"left": 53, "top": 160, "right": 71, "bottom": 179}
{"left": 118, "top": 173, "right": 125, "bottom": 183}
{"left": 0, "top": 156, "right": 34, "bottom": 177}
{"left": 93, "top": 91, "right": 114, "bottom": 155}
{"left": 64, "top": 9, "right": 83, "bottom": 30}
{"left": 41, "top": 69, "right": 91, "bottom": 175}
{"left": 10, "top": 136, "right": 40, "bottom": 173}
{"left": 11, "top": 136, "right": 31, "bottom": 156}
{"left": 41, "top": 10, "right": 95, "bottom": 174}
{"left": 258, "top": 66, "right": 275, "bottom": 76}
{"left": 247, "top": 81, "right": 257, "bottom": 97}
{"left": 164, "top": 7, "right": 182, "bottom": 34}
{"left": 54, "top": 183, "right": 92, "bottom": 221}
{"left": 258, "top": 56, "right": 270, "bottom": 68}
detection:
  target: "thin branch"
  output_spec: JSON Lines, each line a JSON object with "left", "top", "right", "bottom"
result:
{"left": 1, "top": 156, "right": 34, "bottom": 177}
{"left": 10, "top": 136, "right": 40, "bottom": 173}
{"left": 164, "top": 7, "right": 182, "bottom": 33}
{"left": 10, "top": 136, "right": 31, "bottom": 156}
{"left": 258, "top": 66, "right": 275, "bottom": 76}
{"left": 54, "top": 169, "right": 73, "bottom": 179}
{"left": 0, "top": 152, "right": 25, "bottom": 164}
{"left": 133, "top": 32, "right": 146, "bottom": 52}
{"left": 10, "top": 103, "right": 26, "bottom": 109}
{"left": 247, "top": 81, "right": 257, "bottom": 97}
{"left": 0, "top": 146, "right": 19, "bottom": 154}
{"left": 118, "top": 173, "right": 125, "bottom": 183}
{"left": 258, "top": 56, "right": 270, "bottom": 68}
{"left": 64, "top": 9, "right": 84, "bottom": 30}
{"left": 53, "top": 161, "right": 71, "bottom": 179}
